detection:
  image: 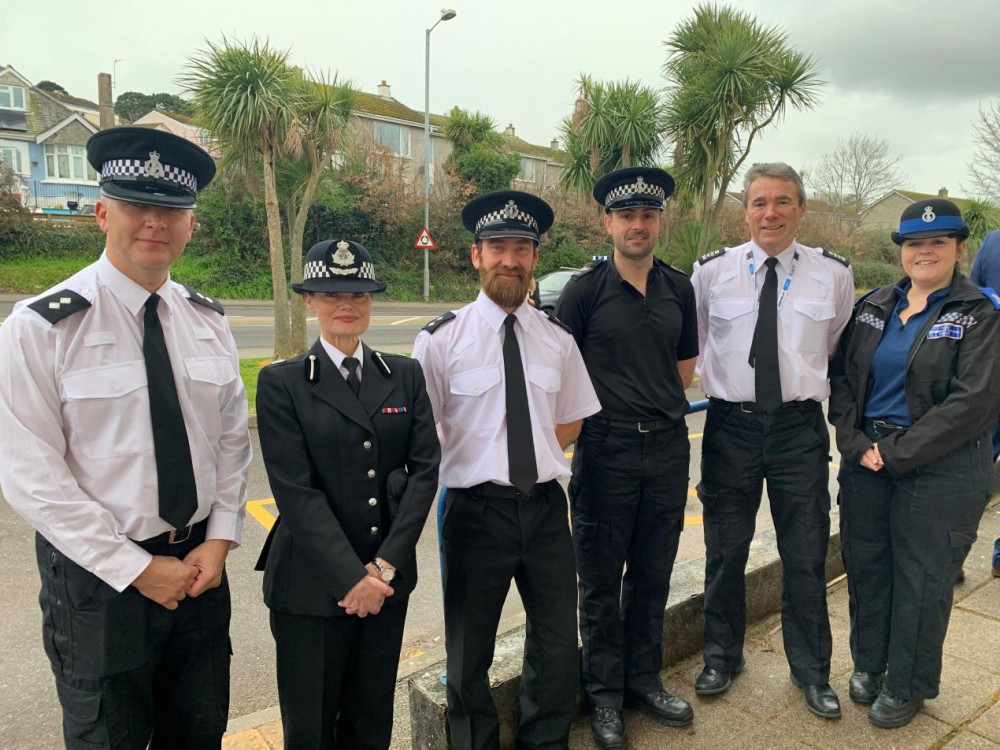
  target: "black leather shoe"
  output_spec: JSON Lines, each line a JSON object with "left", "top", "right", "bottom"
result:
{"left": 848, "top": 671, "right": 883, "bottom": 705}
{"left": 590, "top": 707, "right": 627, "bottom": 749}
{"left": 868, "top": 692, "right": 924, "bottom": 729}
{"left": 695, "top": 655, "right": 746, "bottom": 696}
{"left": 624, "top": 690, "right": 694, "bottom": 727}
{"left": 790, "top": 673, "right": 841, "bottom": 719}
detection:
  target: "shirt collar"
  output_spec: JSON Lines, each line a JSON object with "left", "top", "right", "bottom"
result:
{"left": 474, "top": 289, "right": 531, "bottom": 332}
{"left": 891, "top": 282, "right": 952, "bottom": 311}
{"left": 319, "top": 337, "right": 363, "bottom": 374}
{"left": 749, "top": 240, "right": 798, "bottom": 274}
{"left": 96, "top": 251, "right": 173, "bottom": 317}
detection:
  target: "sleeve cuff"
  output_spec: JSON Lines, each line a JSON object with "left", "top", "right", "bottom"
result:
{"left": 94, "top": 541, "right": 153, "bottom": 593}
{"left": 206, "top": 509, "right": 243, "bottom": 549}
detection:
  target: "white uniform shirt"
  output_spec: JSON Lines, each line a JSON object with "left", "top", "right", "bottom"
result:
{"left": 692, "top": 239, "right": 854, "bottom": 403}
{"left": 319, "top": 337, "right": 363, "bottom": 383}
{"left": 0, "top": 253, "right": 252, "bottom": 591}
{"left": 413, "top": 291, "right": 600, "bottom": 488}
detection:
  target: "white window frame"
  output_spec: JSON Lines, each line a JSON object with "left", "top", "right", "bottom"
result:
{"left": 518, "top": 157, "right": 538, "bottom": 183}
{"left": 44, "top": 144, "right": 97, "bottom": 182}
{"left": 373, "top": 122, "right": 411, "bottom": 158}
{"left": 0, "top": 140, "right": 29, "bottom": 175}
{"left": 0, "top": 84, "right": 27, "bottom": 111}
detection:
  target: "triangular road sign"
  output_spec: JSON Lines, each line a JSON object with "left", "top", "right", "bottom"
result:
{"left": 414, "top": 226, "right": 437, "bottom": 249}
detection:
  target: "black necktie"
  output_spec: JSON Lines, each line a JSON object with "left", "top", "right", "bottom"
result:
{"left": 143, "top": 294, "right": 198, "bottom": 529}
{"left": 748, "top": 257, "right": 783, "bottom": 412}
{"left": 503, "top": 314, "right": 537, "bottom": 494}
{"left": 343, "top": 357, "right": 361, "bottom": 397}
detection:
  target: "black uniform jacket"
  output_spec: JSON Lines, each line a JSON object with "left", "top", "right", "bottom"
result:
{"left": 829, "top": 273, "right": 1000, "bottom": 476}
{"left": 255, "top": 340, "right": 440, "bottom": 617}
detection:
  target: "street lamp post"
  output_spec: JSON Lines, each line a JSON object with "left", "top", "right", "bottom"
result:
{"left": 423, "top": 8, "right": 457, "bottom": 302}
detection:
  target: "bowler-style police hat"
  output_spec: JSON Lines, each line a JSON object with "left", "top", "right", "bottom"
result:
{"left": 593, "top": 166, "right": 675, "bottom": 212}
{"left": 87, "top": 126, "right": 216, "bottom": 209}
{"left": 292, "top": 239, "right": 387, "bottom": 294}
{"left": 462, "top": 191, "right": 554, "bottom": 243}
{"left": 892, "top": 198, "right": 970, "bottom": 245}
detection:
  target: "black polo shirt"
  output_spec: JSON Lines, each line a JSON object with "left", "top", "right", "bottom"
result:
{"left": 555, "top": 257, "right": 698, "bottom": 422}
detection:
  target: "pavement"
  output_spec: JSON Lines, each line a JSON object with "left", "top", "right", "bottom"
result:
{"left": 222, "top": 496, "right": 1000, "bottom": 750}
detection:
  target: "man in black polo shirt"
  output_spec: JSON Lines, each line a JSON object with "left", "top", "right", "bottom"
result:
{"left": 556, "top": 166, "right": 698, "bottom": 749}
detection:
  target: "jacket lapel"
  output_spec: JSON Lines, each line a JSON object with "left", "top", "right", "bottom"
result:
{"left": 359, "top": 343, "right": 395, "bottom": 417}
{"left": 308, "top": 339, "right": 373, "bottom": 432}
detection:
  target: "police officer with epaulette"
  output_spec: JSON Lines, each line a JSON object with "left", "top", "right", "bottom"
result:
{"left": 413, "top": 191, "right": 601, "bottom": 750}
{"left": 555, "top": 167, "right": 698, "bottom": 749}
{"left": 690, "top": 162, "right": 854, "bottom": 719}
{"left": 0, "top": 127, "right": 252, "bottom": 748}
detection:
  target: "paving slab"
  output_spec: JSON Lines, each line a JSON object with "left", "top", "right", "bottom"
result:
{"left": 970, "top": 702, "right": 1000, "bottom": 744}
{"left": 940, "top": 730, "right": 1000, "bottom": 748}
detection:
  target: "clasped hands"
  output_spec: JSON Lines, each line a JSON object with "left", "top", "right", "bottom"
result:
{"left": 132, "top": 538, "right": 230, "bottom": 610}
{"left": 860, "top": 442, "right": 885, "bottom": 472}
{"left": 337, "top": 562, "right": 395, "bottom": 617}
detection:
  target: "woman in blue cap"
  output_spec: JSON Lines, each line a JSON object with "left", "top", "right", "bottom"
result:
{"left": 829, "top": 199, "right": 1000, "bottom": 728}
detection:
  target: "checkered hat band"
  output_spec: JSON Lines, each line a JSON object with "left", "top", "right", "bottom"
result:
{"left": 100, "top": 159, "right": 198, "bottom": 192}
{"left": 603, "top": 181, "right": 666, "bottom": 207}
{"left": 359, "top": 262, "right": 375, "bottom": 280}
{"left": 475, "top": 207, "right": 539, "bottom": 234}
{"left": 304, "top": 260, "right": 331, "bottom": 279}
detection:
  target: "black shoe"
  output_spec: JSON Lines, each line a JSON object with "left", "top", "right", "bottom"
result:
{"left": 790, "top": 673, "right": 841, "bottom": 719}
{"left": 695, "top": 655, "right": 746, "bottom": 696}
{"left": 848, "top": 671, "right": 883, "bottom": 705}
{"left": 624, "top": 690, "right": 694, "bottom": 727}
{"left": 868, "top": 692, "right": 924, "bottom": 729}
{"left": 590, "top": 707, "right": 627, "bottom": 749}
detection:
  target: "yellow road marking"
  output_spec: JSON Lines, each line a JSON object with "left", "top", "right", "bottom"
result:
{"left": 684, "top": 516, "right": 703, "bottom": 525}
{"left": 246, "top": 498, "right": 277, "bottom": 531}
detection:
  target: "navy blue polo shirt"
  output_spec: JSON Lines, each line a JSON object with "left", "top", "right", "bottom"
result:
{"left": 864, "top": 284, "right": 951, "bottom": 425}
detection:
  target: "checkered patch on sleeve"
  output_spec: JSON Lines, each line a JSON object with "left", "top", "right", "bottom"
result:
{"left": 857, "top": 312, "right": 884, "bottom": 331}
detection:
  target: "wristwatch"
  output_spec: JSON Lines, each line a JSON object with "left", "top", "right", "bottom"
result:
{"left": 371, "top": 558, "right": 396, "bottom": 583}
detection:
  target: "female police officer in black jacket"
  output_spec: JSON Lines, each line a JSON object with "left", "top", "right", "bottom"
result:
{"left": 255, "top": 239, "right": 440, "bottom": 749}
{"left": 829, "top": 199, "right": 1000, "bottom": 729}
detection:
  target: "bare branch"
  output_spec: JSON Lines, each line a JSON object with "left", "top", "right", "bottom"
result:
{"left": 812, "top": 133, "right": 904, "bottom": 217}
{"left": 967, "top": 101, "right": 1000, "bottom": 202}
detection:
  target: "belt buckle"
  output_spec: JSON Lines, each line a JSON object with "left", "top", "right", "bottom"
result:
{"left": 637, "top": 422, "right": 650, "bottom": 433}
{"left": 739, "top": 402, "right": 755, "bottom": 415}
{"left": 168, "top": 525, "right": 192, "bottom": 544}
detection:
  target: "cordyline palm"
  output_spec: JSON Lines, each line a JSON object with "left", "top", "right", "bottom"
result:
{"left": 663, "top": 4, "right": 823, "bottom": 256}
{"left": 181, "top": 37, "right": 301, "bottom": 358}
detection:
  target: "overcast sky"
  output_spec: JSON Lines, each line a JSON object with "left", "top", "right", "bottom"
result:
{"left": 3, "top": 0, "right": 997, "bottom": 198}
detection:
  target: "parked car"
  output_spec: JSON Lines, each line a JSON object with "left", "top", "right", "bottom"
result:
{"left": 537, "top": 268, "right": 580, "bottom": 311}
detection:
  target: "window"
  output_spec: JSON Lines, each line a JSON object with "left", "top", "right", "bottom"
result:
{"left": 0, "top": 84, "right": 26, "bottom": 111}
{"left": 44, "top": 144, "right": 97, "bottom": 181}
{"left": 518, "top": 157, "right": 538, "bottom": 182}
{"left": 374, "top": 122, "right": 410, "bottom": 157}
{"left": 0, "top": 141, "right": 29, "bottom": 175}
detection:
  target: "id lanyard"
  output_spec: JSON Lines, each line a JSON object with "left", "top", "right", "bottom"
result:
{"left": 747, "top": 249, "right": 799, "bottom": 310}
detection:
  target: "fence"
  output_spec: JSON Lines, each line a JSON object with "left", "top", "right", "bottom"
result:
{"left": 14, "top": 180, "right": 100, "bottom": 211}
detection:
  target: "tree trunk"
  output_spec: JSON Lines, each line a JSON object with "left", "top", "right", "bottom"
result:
{"left": 695, "top": 147, "right": 718, "bottom": 258}
{"left": 261, "top": 146, "right": 293, "bottom": 359}
{"left": 289, "top": 166, "right": 323, "bottom": 354}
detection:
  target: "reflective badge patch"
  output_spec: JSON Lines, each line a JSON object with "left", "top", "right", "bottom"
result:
{"left": 858, "top": 312, "right": 884, "bottom": 330}
{"left": 926, "top": 323, "right": 963, "bottom": 340}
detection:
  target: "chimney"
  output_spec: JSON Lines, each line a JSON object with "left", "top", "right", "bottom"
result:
{"left": 505, "top": 123, "right": 515, "bottom": 136}
{"left": 938, "top": 187, "right": 948, "bottom": 198}
{"left": 550, "top": 137, "right": 559, "bottom": 149}
{"left": 377, "top": 80, "right": 391, "bottom": 100}
{"left": 98, "top": 73, "right": 115, "bottom": 128}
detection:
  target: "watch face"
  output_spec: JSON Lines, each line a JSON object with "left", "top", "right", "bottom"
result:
{"left": 380, "top": 569, "right": 396, "bottom": 583}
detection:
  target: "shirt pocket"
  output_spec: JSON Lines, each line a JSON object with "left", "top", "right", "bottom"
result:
{"left": 449, "top": 364, "right": 503, "bottom": 429}
{"left": 184, "top": 357, "right": 238, "bottom": 442}
{"left": 792, "top": 298, "right": 836, "bottom": 353}
{"left": 527, "top": 364, "right": 561, "bottom": 427}
{"left": 62, "top": 361, "right": 154, "bottom": 460}
{"left": 708, "top": 297, "right": 755, "bottom": 351}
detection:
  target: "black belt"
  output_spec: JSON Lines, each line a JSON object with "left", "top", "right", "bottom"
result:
{"left": 588, "top": 417, "right": 679, "bottom": 433}
{"left": 710, "top": 397, "right": 820, "bottom": 415}
{"left": 134, "top": 518, "right": 207, "bottom": 547}
{"left": 467, "top": 480, "right": 556, "bottom": 500}
{"left": 862, "top": 418, "right": 906, "bottom": 441}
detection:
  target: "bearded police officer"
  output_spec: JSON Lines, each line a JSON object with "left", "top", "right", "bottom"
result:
{"left": 555, "top": 167, "right": 697, "bottom": 748}
{"left": 0, "top": 127, "right": 252, "bottom": 749}
{"left": 690, "top": 163, "right": 854, "bottom": 719}
{"left": 413, "top": 191, "right": 600, "bottom": 750}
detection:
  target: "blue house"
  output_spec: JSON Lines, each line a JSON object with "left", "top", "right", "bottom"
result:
{"left": 0, "top": 65, "right": 100, "bottom": 211}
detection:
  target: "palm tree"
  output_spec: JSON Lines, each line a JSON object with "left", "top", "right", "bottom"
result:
{"left": 182, "top": 37, "right": 302, "bottom": 358}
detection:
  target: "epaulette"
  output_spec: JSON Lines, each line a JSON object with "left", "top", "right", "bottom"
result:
{"left": 183, "top": 285, "right": 225, "bottom": 314}
{"left": 854, "top": 287, "right": 880, "bottom": 308}
{"left": 980, "top": 286, "right": 1000, "bottom": 310}
{"left": 821, "top": 249, "right": 851, "bottom": 267}
{"left": 373, "top": 350, "right": 394, "bottom": 376}
{"left": 27, "top": 289, "right": 91, "bottom": 324}
{"left": 542, "top": 310, "right": 573, "bottom": 335}
{"left": 422, "top": 311, "right": 456, "bottom": 334}
{"left": 697, "top": 248, "right": 727, "bottom": 265}
{"left": 576, "top": 259, "right": 605, "bottom": 277}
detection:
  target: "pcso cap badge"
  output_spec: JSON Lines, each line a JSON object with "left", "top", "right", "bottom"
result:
{"left": 87, "top": 126, "right": 216, "bottom": 209}
{"left": 462, "top": 190, "right": 554, "bottom": 243}
{"left": 292, "top": 239, "right": 387, "bottom": 294}
{"left": 892, "top": 198, "right": 969, "bottom": 244}
{"left": 593, "top": 166, "right": 675, "bottom": 212}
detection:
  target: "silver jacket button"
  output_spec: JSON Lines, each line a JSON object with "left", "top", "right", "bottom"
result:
{"left": 367, "top": 469, "right": 376, "bottom": 478}
{"left": 370, "top": 526, "right": 378, "bottom": 534}
{"left": 363, "top": 440, "right": 372, "bottom": 450}
{"left": 368, "top": 498, "right": 377, "bottom": 506}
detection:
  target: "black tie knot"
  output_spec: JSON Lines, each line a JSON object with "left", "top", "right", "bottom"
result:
{"left": 144, "top": 293, "right": 161, "bottom": 316}
{"left": 504, "top": 313, "right": 517, "bottom": 331}
{"left": 764, "top": 257, "right": 778, "bottom": 271}
{"left": 343, "top": 357, "right": 361, "bottom": 396}
{"left": 343, "top": 357, "right": 360, "bottom": 374}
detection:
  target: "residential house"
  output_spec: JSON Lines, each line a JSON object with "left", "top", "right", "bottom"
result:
{"left": 859, "top": 188, "right": 969, "bottom": 233}
{"left": 0, "top": 65, "right": 100, "bottom": 210}
{"left": 131, "top": 109, "right": 219, "bottom": 157}
{"left": 502, "top": 124, "right": 564, "bottom": 192}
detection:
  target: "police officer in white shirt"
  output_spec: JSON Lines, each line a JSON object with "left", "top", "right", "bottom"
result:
{"left": 0, "top": 127, "right": 252, "bottom": 749}
{"left": 690, "top": 163, "right": 853, "bottom": 720}
{"left": 413, "top": 191, "right": 601, "bottom": 750}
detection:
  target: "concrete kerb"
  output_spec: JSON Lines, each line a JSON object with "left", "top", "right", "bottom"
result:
{"left": 407, "top": 527, "right": 846, "bottom": 749}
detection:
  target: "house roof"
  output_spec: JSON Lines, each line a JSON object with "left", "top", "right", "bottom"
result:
{"left": 35, "top": 112, "right": 98, "bottom": 143}
{"left": 49, "top": 91, "right": 99, "bottom": 111}
{"left": 895, "top": 190, "right": 972, "bottom": 210}
{"left": 353, "top": 91, "right": 448, "bottom": 129}
{"left": 501, "top": 134, "right": 563, "bottom": 162}
{"left": 156, "top": 109, "right": 195, "bottom": 125}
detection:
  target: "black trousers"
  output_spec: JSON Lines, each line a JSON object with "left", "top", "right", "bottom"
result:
{"left": 698, "top": 399, "right": 833, "bottom": 684}
{"left": 569, "top": 418, "right": 689, "bottom": 706}
{"left": 270, "top": 602, "right": 408, "bottom": 749}
{"left": 839, "top": 435, "right": 992, "bottom": 700}
{"left": 442, "top": 480, "right": 578, "bottom": 750}
{"left": 35, "top": 531, "right": 231, "bottom": 750}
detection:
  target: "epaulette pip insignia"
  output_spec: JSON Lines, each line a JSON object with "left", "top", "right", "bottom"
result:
{"left": 980, "top": 286, "right": 1000, "bottom": 310}
{"left": 422, "top": 311, "right": 456, "bottom": 334}
{"left": 183, "top": 285, "right": 225, "bottom": 314}
{"left": 697, "top": 248, "right": 727, "bottom": 265}
{"left": 27, "top": 290, "right": 91, "bottom": 324}
{"left": 822, "top": 249, "right": 851, "bottom": 267}
{"left": 543, "top": 310, "right": 573, "bottom": 335}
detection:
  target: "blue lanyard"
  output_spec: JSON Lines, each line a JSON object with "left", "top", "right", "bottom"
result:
{"left": 748, "top": 249, "right": 799, "bottom": 311}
